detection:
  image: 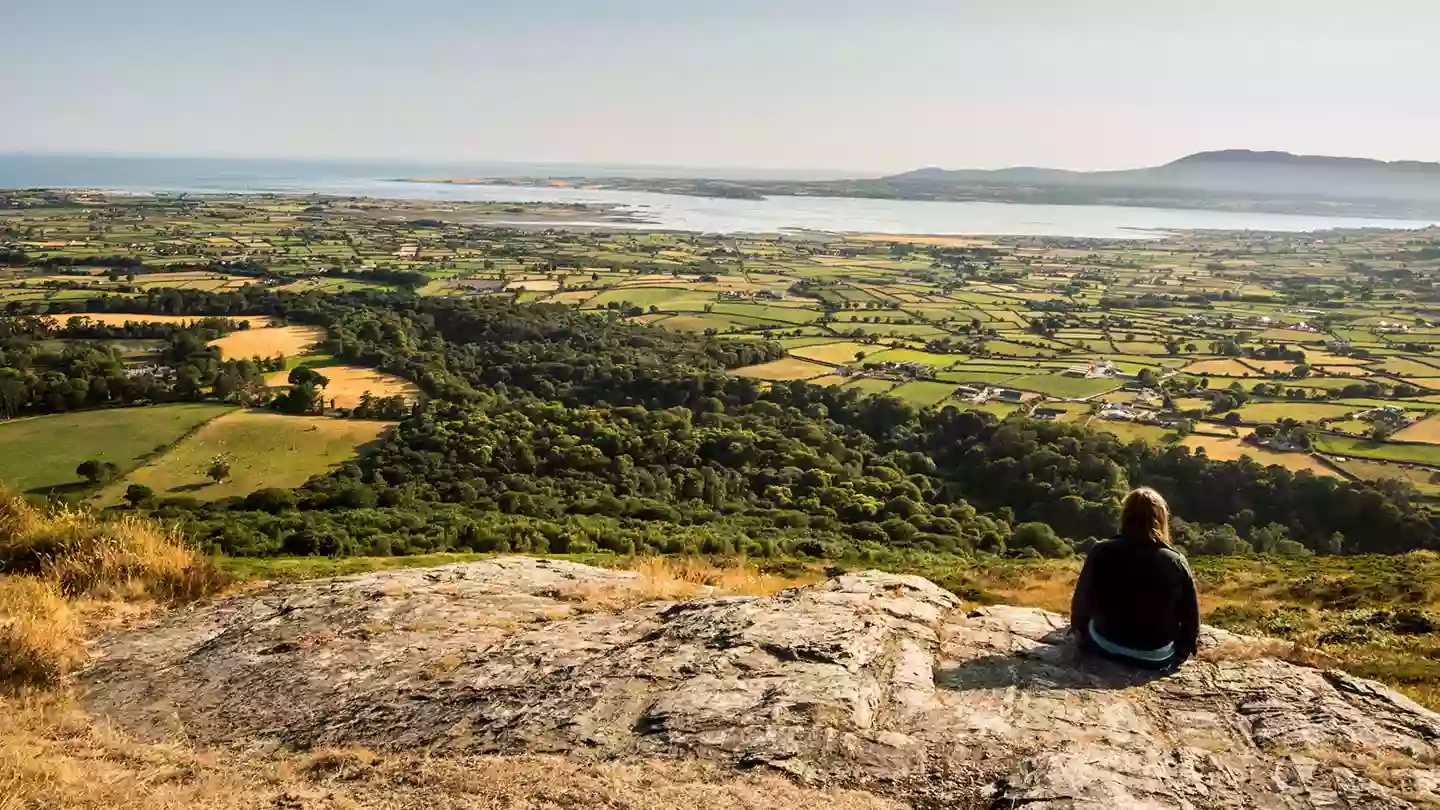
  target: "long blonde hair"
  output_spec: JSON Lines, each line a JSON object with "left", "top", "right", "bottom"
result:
{"left": 1120, "top": 487, "right": 1170, "bottom": 547}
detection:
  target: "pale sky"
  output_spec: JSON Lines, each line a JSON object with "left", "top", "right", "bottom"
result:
{"left": 2, "top": 0, "right": 1435, "bottom": 173}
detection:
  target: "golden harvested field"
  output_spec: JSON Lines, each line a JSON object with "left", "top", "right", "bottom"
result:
{"left": 547, "top": 290, "right": 599, "bottom": 305}
{"left": 656, "top": 315, "right": 718, "bottom": 333}
{"left": 264, "top": 364, "right": 419, "bottom": 409}
{"left": 97, "top": 410, "right": 390, "bottom": 503}
{"left": 732, "top": 357, "right": 833, "bottom": 381}
{"left": 1303, "top": 352, "right": 1372, "bottom": 366}
{"left": 1172, "top": 396, "right": 1213, "bottom": 412}
{"left": 1257, "top": 328, "right": 1326, "bottom": 343}
{"left": 1181, "top": 436, "right": 1337, "bottom": 477}
{"left": 209, "top": 325, "right": 325, "bottom": 359}
{"left": 1182, "top": 359, "right": 1257, "bottom": 376}
{"left": 1242, "top": 359, "right": 1301, "bottom": 374}
{"left": 790, "top": 341, "right": 872, "bottom": 365}
{"left": 506, "top": 279, "right": 559, "bottom": 291}
{"left": 1393, "top": 414, "right": 1440, "bottom": 445}
{"left": 46, "top": 313, "right": 275, "bottom": 328}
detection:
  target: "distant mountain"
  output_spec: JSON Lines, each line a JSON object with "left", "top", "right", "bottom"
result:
{"left": 884, "top": 150, "right": 1440, "bottom": 203}
{"left": 491, "top": 150, "right": 1440, "bottom": 219}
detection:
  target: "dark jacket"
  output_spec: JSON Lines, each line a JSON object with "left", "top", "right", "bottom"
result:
{"left": 1071, "top": 536, "right": 1200, "bottom": 656}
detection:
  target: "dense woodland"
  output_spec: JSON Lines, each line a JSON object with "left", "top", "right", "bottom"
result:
{"left": 17, "top": 287, "right": 1433, "bottom": 561}
{"left": 0, "top": 313, "right": 279, "bottom": 417}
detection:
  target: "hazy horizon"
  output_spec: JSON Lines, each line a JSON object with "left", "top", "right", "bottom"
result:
{"left": 5, "top": 0, "right": 1437, "bottom": 173}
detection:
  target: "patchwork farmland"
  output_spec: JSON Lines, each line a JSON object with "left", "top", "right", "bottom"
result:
{"left": 6, "top": 189, "right": 1440, "bottom": 500}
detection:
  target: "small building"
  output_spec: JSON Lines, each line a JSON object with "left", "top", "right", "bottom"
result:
{"left": 1033, "top": 407, "right": 1065, "bottom": 421}
{"left": 997, "top": 389, "right": 1025, "bottom": 402}
{"left": 1100, "top": 404, "right": 1136, "bottom": 421}
{"left": 1361, "top": 406, "right": 1412, "bottom": 428}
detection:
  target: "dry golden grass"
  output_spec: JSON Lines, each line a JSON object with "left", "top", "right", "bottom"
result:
{"left": 554, "top": 556, "right": 822, "bottom": 612}
{"left": 0, "top": 696, "right": 269, "bottom": 810}
{"left": 0, "top": 493, "right": 221, "bottom": 602}
{"left": 1393, "top": 414, "right": 1440, "bottom": 445}
{"left": 1196, "top": 636, "right": 1341, "bottom": 669}
{"left": 1180, "top": 358, "right": 1255, "bottom": 376}
{"left": 731, "top": 357, "right": 832, "bottom": 381}
{"left": 0, "top": 701, "right": 904, "bottom": 810}
{"left": 979, "top": 562, "right": 1077, "bottom": 614}
{"left": 0, "top": 578, "right": 83, "bottom": 691}
{"left": 0, "top": 491, "right": 221, "bottom": 691}
{"left": 1242, "top": 359, "right": 1302, "bottom": 374}
{"left": 207, "top": 325, "right": 325, "bottom": 360}
{"left": 1181, "top": 435, "right": 1337, "bottom": 477}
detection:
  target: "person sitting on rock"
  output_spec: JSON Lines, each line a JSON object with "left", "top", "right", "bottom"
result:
{"left": 1070, "top": 486, "right": 1200, "bottom": 670}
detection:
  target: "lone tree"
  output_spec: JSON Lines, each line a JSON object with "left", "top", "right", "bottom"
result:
{"left": 205, "top": 458, "right": 231, "bottom": 484}
{"left": 124, "top": 483, "right": 154, "bottom": 508}
{"left": 76, "top": 459, "right": 120, "bottom": 485}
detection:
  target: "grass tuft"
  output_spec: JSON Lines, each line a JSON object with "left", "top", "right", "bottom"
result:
{"left": 0, "top": 490, "right": 223, "bottom": 693}
{"left": 551, "top": 556, "right": 822, "bottom": 612}
{"left": 0, "top": 491, "right": 223, "bottom": 601}
{"left": 0, "top": 577, "right": 84, "bottom": 691}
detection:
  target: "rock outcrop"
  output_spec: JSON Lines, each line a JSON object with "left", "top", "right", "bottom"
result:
{"left": 81, "top": 557, "right": 1440, "bottom": 808}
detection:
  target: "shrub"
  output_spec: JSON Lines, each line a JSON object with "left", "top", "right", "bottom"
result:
{"left": 1010, "top": 522, "right": 1072, "bottom": 558}
{"left": 0, "top": 491, "right": 222, "bottom": 601}
{"left": 123, "top": 484, "right": 155, "bottom": 509}
{"left": 0, "top": 576, "right": 84, "bottom": 691}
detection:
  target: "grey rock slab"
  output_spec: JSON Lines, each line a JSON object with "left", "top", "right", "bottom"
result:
{"left": 80, "top": 556, "right": 1440, "bottom": 807}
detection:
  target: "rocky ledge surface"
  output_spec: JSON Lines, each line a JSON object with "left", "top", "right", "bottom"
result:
{"left": 81, "top": 557, "right": 1440, "bottom": 808}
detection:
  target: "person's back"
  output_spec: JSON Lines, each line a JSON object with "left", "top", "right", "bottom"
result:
{"left": 1071, "top": 487, "right": 1200, "bottom": 669}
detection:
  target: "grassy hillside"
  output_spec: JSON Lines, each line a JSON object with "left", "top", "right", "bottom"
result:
{"left": 0, "top": 404, "right": 235, "bottom": 495}
{"left": 97, "top": 410, "right": 391, "bottom": 503}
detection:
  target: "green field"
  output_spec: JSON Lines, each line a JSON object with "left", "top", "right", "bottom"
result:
{"left": 889, "top": 380, "right": 960, "bottom": 407}
{"left": 840, "top": 377, "right": 898, "bottom": 396}
{"left": 96, "top": 410, "right": 391, "bottom": 503}
{"left": 7, "top": 189, "right": 1440, "bottom": 501}
{"left": 1313, "top": 434, "right": 1440, "bottom": 466}
{"left": 1088, "top": 419, "right": 1173, "bottom": 444}
{"left": 0, "top": 404, "right": 235, "bottom": 494}
{"left": 1234, "top": 402, "right": 1359, "bottom": 423}
{"left": 1006, "top": 373, "right": 1125, "bottom": 399}
{"left": 790, "top": 340, "right": 872, "bottom": 364}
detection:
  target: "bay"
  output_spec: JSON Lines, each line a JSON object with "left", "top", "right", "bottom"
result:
{"left": 1, "top": 153, "right": 1433, "bottom": 239}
